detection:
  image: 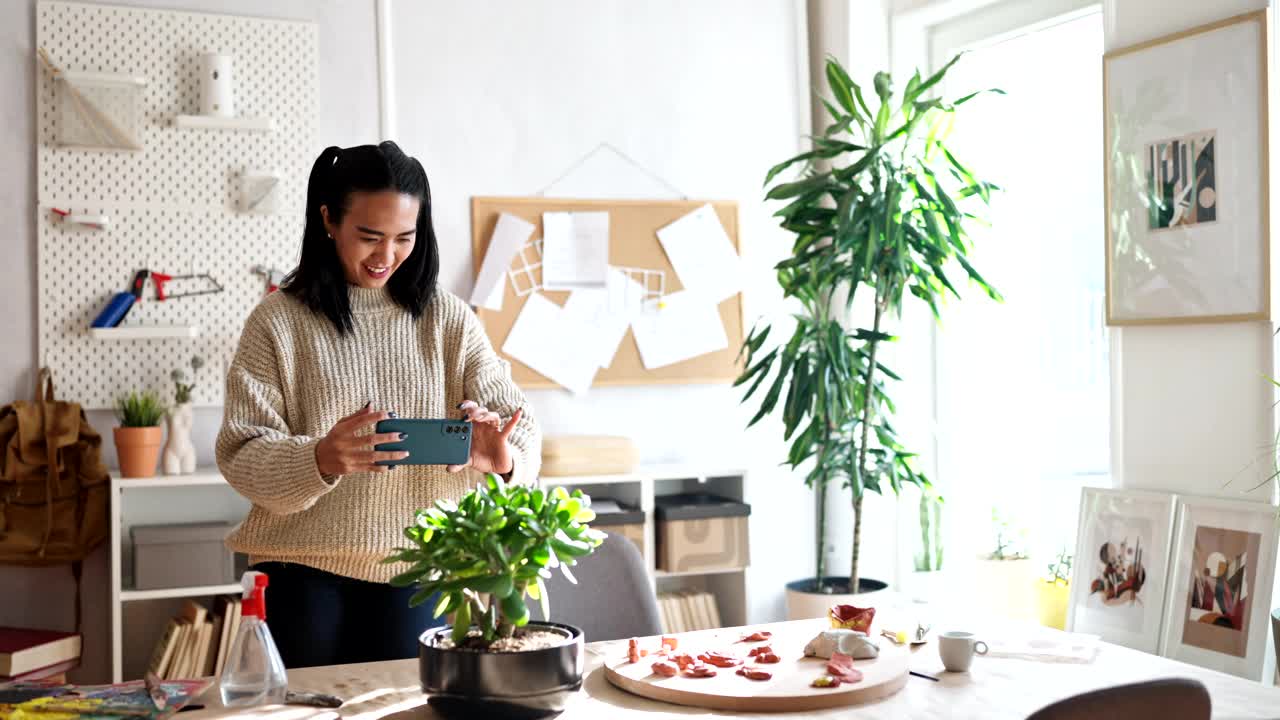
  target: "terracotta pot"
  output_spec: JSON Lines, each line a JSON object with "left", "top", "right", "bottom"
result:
{"left": 114, "top": 426, "right": 163, "bottom": 478}
{"left": 784, "top": 576, "right": 891, "bottom": 621}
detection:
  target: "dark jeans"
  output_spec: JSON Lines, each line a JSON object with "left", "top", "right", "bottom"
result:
{"left": 251, "top": 561, "right": 442, "bottom": 668}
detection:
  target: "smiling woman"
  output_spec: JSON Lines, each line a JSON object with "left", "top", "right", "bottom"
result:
{"left": 215, "top": 142, "right": 542, "bottom": 669}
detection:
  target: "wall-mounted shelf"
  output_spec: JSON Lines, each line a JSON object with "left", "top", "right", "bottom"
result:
{"left": 172, "top": 114, "right": 273, "bottom": 132}
{"left": 90, "top": 325, "right": 199, "bottom": 340}
{"left": 121, "top": 583, "right": 242, "bottom": 602}
{"left": 114, "top": 468, "right": 226, "bottom": 488}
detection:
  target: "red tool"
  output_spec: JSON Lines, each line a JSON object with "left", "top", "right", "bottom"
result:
{"left": 148, "top": 271, "right": 223, "bottom": 300}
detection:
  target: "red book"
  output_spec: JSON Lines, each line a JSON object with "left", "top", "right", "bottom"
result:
{"left": 0, "top": 627, "right": 81, "bottom": 678}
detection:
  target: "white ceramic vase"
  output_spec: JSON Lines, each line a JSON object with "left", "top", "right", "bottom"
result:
{"left": 162, "top": 402, "right": 196, "bottom": 474}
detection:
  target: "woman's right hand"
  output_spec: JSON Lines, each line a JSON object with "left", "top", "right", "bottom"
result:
{"left": 315, "top": 404, "right": 409, "bottom": 476}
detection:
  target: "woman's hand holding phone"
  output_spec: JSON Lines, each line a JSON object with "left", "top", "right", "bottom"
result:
{"left": 450, "top": 401, "right": 523, "bottom": 476}
{"left": 316, "top": 403, "right": 409, "bottom": 475}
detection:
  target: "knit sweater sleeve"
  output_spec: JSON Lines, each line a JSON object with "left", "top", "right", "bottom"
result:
{"left": 460, "top": 306, "right": 542, "bottom": 485}
{"left": 216, "top": 302, "right": 337, "bottom": 515}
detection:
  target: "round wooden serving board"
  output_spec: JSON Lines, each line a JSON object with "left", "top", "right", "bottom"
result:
{"left": 602, "top": 622, "right": 910, "bottom": 712}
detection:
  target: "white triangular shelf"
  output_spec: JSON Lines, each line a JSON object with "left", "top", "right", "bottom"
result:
{"left": 90, "top": 325, "right": 200, "bottom": 340}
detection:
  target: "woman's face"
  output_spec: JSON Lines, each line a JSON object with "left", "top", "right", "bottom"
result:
{"left": 322, "top": 191, "right": 420, "bottom": 288}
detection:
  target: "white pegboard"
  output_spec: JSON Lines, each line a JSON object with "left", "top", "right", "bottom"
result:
{"left": 35, "top": 2, "right": 317, "bottom": 408}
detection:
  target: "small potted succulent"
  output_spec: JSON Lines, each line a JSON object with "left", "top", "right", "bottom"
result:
{"left": 1037, "top": 549, "right": 1072, "bottom": 630}
{"left": 973, "top": 507, "right": 1035, "bottom": 620}
{"left": 386, "top": 475, "right": 605, "bottom": 719}
{"left": 162, "top": 355, "right": 203, "bottom": 475}
{"left": 113, "top": 389, "right": 166, "bottom": 478}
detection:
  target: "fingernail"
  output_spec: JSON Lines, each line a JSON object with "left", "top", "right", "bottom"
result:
{"left": 363, "top": 400, "right": 372, "bottom": 409}
{"left": 398, "top": 432, "right": 406, "bottom": 440}
{"left": 456, "top": 402, "right": 465, "bottom": 409}
{"left": 388, "top": 411, "right": 398, "bottom": 418}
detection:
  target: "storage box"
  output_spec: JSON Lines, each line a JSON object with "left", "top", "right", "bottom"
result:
{"left": 590, "top": 499, "right": 645, "bottom": 558}
{"left": 131, "top": 522, "right": 235, "bottom": 590}
{"left": 541, "top": 435, "right": 638, "bottom": 477}
{"left": 655, "top": 494, "right": 750, "bottom": 573}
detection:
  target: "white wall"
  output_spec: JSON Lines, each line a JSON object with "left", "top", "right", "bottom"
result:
{"left": 1104, "top": 0, "right": 1276, "bottom": 505}
{"left": 387, "top": 0, "right": 904, "bottom": 620}
{"left": 0, "top": 0, "right": 381, "bottom": 682}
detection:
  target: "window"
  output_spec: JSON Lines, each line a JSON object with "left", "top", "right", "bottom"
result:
{"left": 924, "top": 4, "right": 1109, "bottom": 569}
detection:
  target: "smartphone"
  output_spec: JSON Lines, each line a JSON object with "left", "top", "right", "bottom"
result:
{"left": 374, "top": 419, "right": 472, "bottom": 467}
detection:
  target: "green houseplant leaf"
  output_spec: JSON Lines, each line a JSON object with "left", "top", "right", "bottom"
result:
{"left": 743, "top": 53, "right": 1001, "bottom": 593}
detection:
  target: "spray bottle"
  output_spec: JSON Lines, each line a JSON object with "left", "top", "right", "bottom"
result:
{"left": 220, "top": 571, "right": 288, "bottom": 707}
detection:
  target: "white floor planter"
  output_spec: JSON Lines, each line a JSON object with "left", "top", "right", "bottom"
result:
{"left": 784, "top": 577, "right": 892, "bottom": 621}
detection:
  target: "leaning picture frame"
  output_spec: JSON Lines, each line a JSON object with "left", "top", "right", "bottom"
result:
{"left": 1104, "top": 10, "right": 1270, "bottom": 325}
{"left": 1066, "top": 488, "right": 1177, "bottom": 653}
{"left": 1160, "top": 495, "right": 1279, "bottom": 680}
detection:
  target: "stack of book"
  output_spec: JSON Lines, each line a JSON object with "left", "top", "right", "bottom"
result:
{"left": 146, "top": 596, "right": 241, "bottom": 680}
{"left": 0, "top": 627, "right": 81, "bottom": 682}
{"left": 656, "top": 590, "right": 722, "bottom": 633}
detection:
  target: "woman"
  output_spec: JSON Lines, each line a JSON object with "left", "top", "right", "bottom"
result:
{"left": 216, "top": 142, "right": 540, "bottom": 668}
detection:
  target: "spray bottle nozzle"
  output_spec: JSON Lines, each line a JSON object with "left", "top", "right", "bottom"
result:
{"left": 240, "top": 571, "right": 269, "bottom": 621}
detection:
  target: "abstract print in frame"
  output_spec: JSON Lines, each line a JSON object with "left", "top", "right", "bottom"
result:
{"left": 1104, "top": 10, "right": 1268, "bottom": 324}
{"left": 1067, "top": 489, "right": 1176, "bottom": 653}
{"left": 1161, "top": 496, "right": 1279, "bottom": 680}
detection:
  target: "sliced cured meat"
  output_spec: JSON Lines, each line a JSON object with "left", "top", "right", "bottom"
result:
{"left": 697, "top": 651, "right": 744, "bottom": 668}
{"left": 736, "top": 666, "right": 772, "bottom": 681}
{"left": 683, "top": 663, "right": 717, "bottom": 678}
{"left": 651, "top": 660, "right": 679, "bottom": 677}
{"left": 739, "top": 630, "right": 773, "bottom": 642}
{"left": 825, "top": 651, "right": 864, "bottom": 684}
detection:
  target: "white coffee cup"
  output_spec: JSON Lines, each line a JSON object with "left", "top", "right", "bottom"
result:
{"left": 938, "top": 631, "right": 988, "bottom": 672}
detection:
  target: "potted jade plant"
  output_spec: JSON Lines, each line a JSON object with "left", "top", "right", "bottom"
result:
{"left": 113, "top": 389, "right": 166, "bottom": 478}
{"left": 740, "top": 54, "right": 1000, "bottom": 618}
{"left": 162, "top": 355, "right": 203, "bottom": 475}
{"left": 386, "top": 475, "right": 604, "bottom": 719}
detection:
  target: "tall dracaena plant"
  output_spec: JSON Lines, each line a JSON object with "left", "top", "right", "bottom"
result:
{"left": 738, "top": 55, "right": 1001, "bottom": 593}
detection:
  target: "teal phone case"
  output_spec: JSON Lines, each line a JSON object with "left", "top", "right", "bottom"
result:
{"left": 374, "top": 419, "right": 472, "bottom": 466}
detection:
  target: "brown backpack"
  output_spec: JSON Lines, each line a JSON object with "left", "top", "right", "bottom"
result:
{"left": 0, "top": 368, "right": 110, "bottom": 628}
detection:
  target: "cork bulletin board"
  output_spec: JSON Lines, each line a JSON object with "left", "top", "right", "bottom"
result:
{"left": 469, "top": 197, "right": 745, "bottom": 389}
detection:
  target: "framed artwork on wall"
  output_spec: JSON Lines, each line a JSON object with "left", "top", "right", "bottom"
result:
{"left": 1160, "top": 496, "right": 1279, "bottom": 679}
{"left": 1066, "top": 488, "right": 1177, "bottom": 653}
{"left": 1104, "top": 10, "right": 1270, "bottom": 325}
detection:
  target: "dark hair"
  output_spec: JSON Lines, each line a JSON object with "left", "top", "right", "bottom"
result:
{"left": 281, "top": 141, "right": 440, "bottom": 334}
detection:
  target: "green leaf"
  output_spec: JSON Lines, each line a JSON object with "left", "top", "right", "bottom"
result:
{"left": 826, "top": 58, "right": 859, "bottom": 116}
{"left": 534, "top": 577, "right": 550, "bottom": 620}
{"left": 501, "top": 592, "right": 530, "bottom": 626}
{"left": 452, "top": 599, "right": 472, "bottom": 645}
{"left": 468, "top": 573, "right": 514, "bottom": 598}
{"left": 913, "top": 53, "right": 962, "bottom": 100}
{"left": 390, "top": 562, "right": 431, "bottom": 588}
{"left": 766, "top": 174, "right": 831, "bottom": 200}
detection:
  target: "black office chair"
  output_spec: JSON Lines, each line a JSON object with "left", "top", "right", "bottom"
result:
{"left": 1024, "top": 678, "right": 1210, "bottom": 720}
{"left": 527, "top": 532, "right": 662, "bottom": 643}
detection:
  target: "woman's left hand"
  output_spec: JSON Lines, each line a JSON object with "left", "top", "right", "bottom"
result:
{"left": 448, "top": 401, "right": 523, "bottom": 476}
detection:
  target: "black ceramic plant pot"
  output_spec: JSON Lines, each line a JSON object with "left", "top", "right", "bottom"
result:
{"left": 418, "top": 622, "right": 584, "bottom": 720}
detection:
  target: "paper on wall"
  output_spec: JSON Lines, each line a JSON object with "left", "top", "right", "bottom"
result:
{"left": 542, "top": 211, "right": 609, "bottom": 290}
{"left": 502, "top": 292, "right": 598, "bottom": 395}
{"left": 470, "top": 213, "right": 535, "bottom": 310}
{"left": 562, "top": 269, "right": 646, "bottom": 369}
{"left": 630, "top": 290, "right": 728, "bottom": 370}
{"left": 656, "top": 204, "right": 742, "bottom": 303}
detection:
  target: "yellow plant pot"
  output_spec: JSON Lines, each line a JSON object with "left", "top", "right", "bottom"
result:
{"left": 1036, "top": 579, "right": 1070, "bottom": 630}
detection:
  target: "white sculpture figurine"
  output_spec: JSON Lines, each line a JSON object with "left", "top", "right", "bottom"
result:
{"left": 162, "top": 402, "right": 196, "bottom": 474}
{"left": 803, "top": 629, "right": 880, "bottom": 660}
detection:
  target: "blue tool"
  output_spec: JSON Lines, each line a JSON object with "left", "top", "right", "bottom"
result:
{"left": 90, "top": 270, "right": 148, "bottom": 328}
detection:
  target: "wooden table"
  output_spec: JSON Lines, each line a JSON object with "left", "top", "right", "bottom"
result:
{"left": 184, "top": 619, "right": 1280, "bottom": 719}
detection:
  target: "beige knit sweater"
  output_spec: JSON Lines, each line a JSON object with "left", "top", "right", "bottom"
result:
{"left": 216, "top": 286, "right": 541, "bottom": 582}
